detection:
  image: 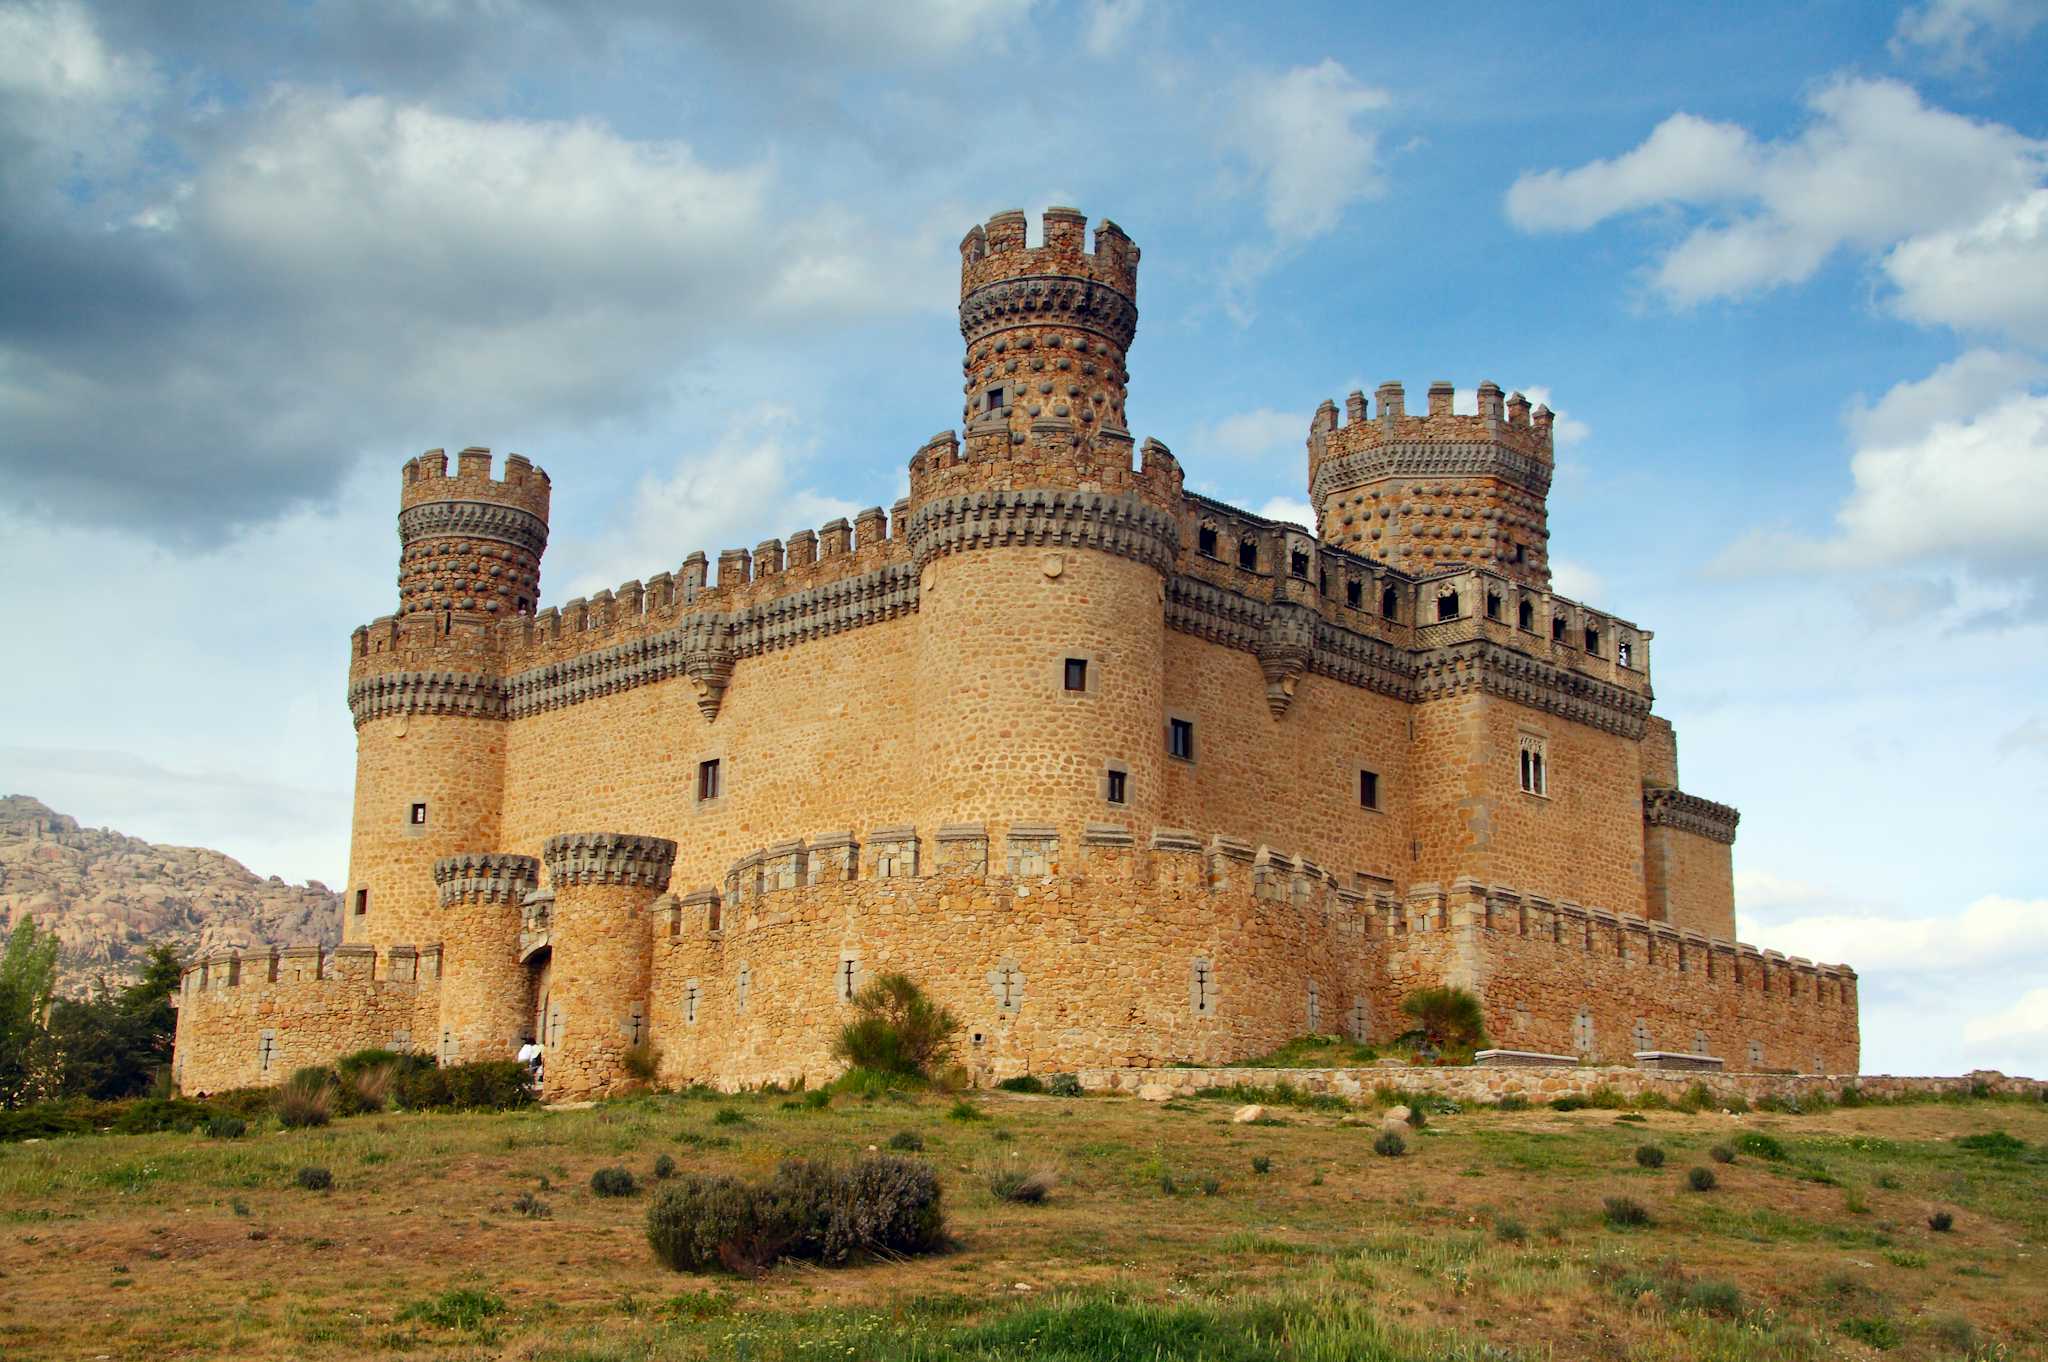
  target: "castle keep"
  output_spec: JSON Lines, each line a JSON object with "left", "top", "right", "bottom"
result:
{"left": 173, "top": 208, "right": 1859, "bottom": 1097}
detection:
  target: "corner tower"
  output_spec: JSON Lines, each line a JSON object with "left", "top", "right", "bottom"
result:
{"left": 397, "top": 446, "right": 551, "bottom": 620}
{"left": 906, "top": 210, "right": 1181, "bottom": 846}
{"left": 1308, "top": 381, "right": 1555, "bottom": 589}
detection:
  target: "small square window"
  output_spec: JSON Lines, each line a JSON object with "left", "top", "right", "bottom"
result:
{"left": 1436, "top": 589, "right": 1459, "bottom": 621}
{"left": 985, "top": 386, "right": 1004, "bottom": 411}
{"left": 409, "top": 801, "right": 427, "bottom": 826}
{"left": 1168, "top": 717, "right": 1195, "bottom": 762}
{"left": 1518, "top": 735, "right": 1548, "bottom": 797}
{"left": 1359, "top": 769, "right": 1380, "bottom": 810}
{"left": 1106, "top": 768, "right": 1127, "bottom": 805}
{"left": 1064, "top": 657, "right": 1088, "bottom": 692}
{"left": 353, "top": 888, "right": 369, "bottom": 917}
{"left": 698, "top": 758, "right": 722, "bottom": 801}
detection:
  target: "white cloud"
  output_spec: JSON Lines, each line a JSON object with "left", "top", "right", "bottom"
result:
{"left": 1740, "top": 891, "right": 2048, "bottom": 972}
{"left": 565, "top": 404, "right": 861, "bottom": 595}
{"left": 1963, "top": 986, "right": 2048, "bottom": 1051}
{"left": 1254, "top": 496, "right": 1316, "bottom": 528}
{"left": 1715, "top": 353, "right": 2048, "bottom": 576}
{"left": 1504, "top": 78, "right": 2048, "bottom": 337}
{"left": 1549, "top": 558, "right": 1605, "bottom": 603}
{"left": 1519, "top": 386, "right": 1590, "bottom": 450}
{"left": 1081, "top": 0, "right": 1145, "bottom": 57}
{"left": 1201, "top": 407, "right": 1304, "bottom": 461}
{"left": 0, "top": 0, "right": 145, "bottom": 101}
{"left": 1890, "top": 0, "right": 2048, "bottom": 74}
{"left": 1229, "top": 59, "right": 1390, "bottom": 242}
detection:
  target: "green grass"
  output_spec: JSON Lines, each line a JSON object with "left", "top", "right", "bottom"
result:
{"left": 1230, "top": 1034, "right": 1383, "bottom": 1069}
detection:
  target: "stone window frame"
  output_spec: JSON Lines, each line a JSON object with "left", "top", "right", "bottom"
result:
{"left": 403, "top": 796, "right": 430, "bottom": 838}
{"left": 735, "top": 962, "right": 750, "bottom": 1015}
{"left": 1056, "top": 649, "right": 1101, "bottom": 698}
{"left": 409, "top": 801, "right": 428, "bottom": 827}
{"left": 1572, "top": 1007, "right": 1595, "bottom": 1055}
{"left": 684, "top": 980, "right": 700, "bottom": 1025}
{"left": 1747, "top": 1039, "right": 1764, "bottom": 1068}
{"left": 693, "top": 749, "right": 729, "bottom": 810}
{"left": 1196, "top": 522, "right": 1221, "bottom": 560}
{"left": 987, "top": 958, "right": 1025, "bottom": 1013}
{"left": 1517, "top": 730, "right": 1550, "bottom": 799}
{"left": 1306, "top": 979, "right": 1321, "bottom": 1033}
{"left": 353, "top": 887, "right": 369, "bottom": 917}
{"left": 835, "top": 952, "right": 864, "bottom": 1003}
{"left": 1693, "top": 1029, "right": 1710, "bottom": 1056}
{"left": 1189, "top": 956, "right": 1217, "bottom": 1017}
{"left": 1166, "top": 712, "right": 1197, "bottom": 765}
{"left": 1631, "top": 1017, "right": 1651, "bottom": 1051}
{"left": 1101, "top": 758, "right": 1130, "bottom": 806}
{"left": 1357, "top": 765, "right": 1382, "bottom": 812}
{"left": 257, "top": 1028, "right": 277, "bottom": 1074}
{"left": 1347, "top": 996, "right": 1370, "bottom": 1042}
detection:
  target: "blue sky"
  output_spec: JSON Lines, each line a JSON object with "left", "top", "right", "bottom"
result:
{"left": 2, "top": 0, "right": 2044, "bottom": 1076}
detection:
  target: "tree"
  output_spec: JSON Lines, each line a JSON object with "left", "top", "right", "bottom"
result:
{"left": 1397, "top": 986, "right": 1489, "bottom": 1059}
{"left": 47, "top": 944, "right": 183, "bottom": 1100}
{"left": 832, "top": 973, "right": 961, "bottom": 1078}
{"left": 0, "top": 918, "right": 60, "bottom": 1108}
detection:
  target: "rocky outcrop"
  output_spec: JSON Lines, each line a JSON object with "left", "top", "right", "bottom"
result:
{"left": 0, "top": 795, "right": 340, "bottom": 995}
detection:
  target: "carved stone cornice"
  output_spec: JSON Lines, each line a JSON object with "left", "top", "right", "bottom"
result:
{"left": 398, "top": 500, "right": 550, "bottom": 556}
{"left": 1167, "top": 575, "right": 1415, "bottom": 704}
{"left": 433, "top": 853, "right": 541, "bottom": 906}
{"left": 959, "top": 274, "right": 1138, "bottom": 349}
{"left": 1644, "top": 788, "right": 1741, "bottom": 844}
{"left": 347, "top": 669, "right": 505, "bottom": 726}
{"left": 1415, "top": 639, "right": 1651, "bottom": 738}
{"left": 1309, "top": 440, "right": 1553, "bottom": 505}
{"left": 907, "top": 489, "right": 1179, "bottom": 574}
{"left": 1257, "top": 602, "right": 1317, "bottom": 717}
{"left": 541, "top": 832, "right": 677, "bottom": 890}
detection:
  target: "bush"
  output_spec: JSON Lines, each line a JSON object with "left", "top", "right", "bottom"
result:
{"left": 1927, "top": 1210, "right": 1954, "bottom": 1232}
{"left": 1681, "top": 1279, "right": 1743, "bottom": 1317}
{"left": 1955, "top": 1130, "right": 2025, "bottom": 1157}
{"left": 275, "top": 1072, "right": 335, "bottom": 1129}
{"left": 513, "top": 1191, "right": 551, "bottom": 1219}
{"left": 1635, "top": 1144, "right": 1666, "bottom": 1169}
{"left": 1045, "top": 1073, "right": 1083, "bottom": 1098}
{"left": 1687, "top": 1166, "right": 1717, "bottom": 1192}
{"left": 1251, "top": 1155, "right": 1272, "bottom": 1175}
{"left": 398, "top": 1288, "right": 506, "bottom": 1332}
{"left": 711, "top": 1106, "right": 747, "bottom": 1127}
{"left": 1199, "top": 1176, "right": 1222, "bottom": 1196}
{"left": 801, "top": 1089, "right": 831, "bottom": 1110}
{"left": 623, "top": 1042, "right": 661, "bottom": 1084}
{"left": 652, "top": 1153, "right": 677, "bottom": 1180}
{"left": 295, "top": 1165, "right": 333, "bottom": 1191}
{"left": 431, "top": 1060, "right": 535, "bottom": 1112}
{"left": 109, "top": 1097, "right": 214, "bottom": 1134}
{"left": 1735, "top": 1131, "right": 1786, "bottom": 1161}
{"left": 987, "top": 1164, "right": 1057, "bottom": 1203}
{"left": 886, "top": 1130, "right": 924, "bottom": 1152}
{"left": 1373, "top": 1130, "right": 1406, "bottom": 1157}
{"left": 647, "top": 1174, "right": 790, "bottom": 1274}
{"left": 831, "top": 973, "right": 961, "bottom": 1079}
{"left": 773, "top": 1155, "right": 946, "bottom": 1265}
{"left": 1602, "top": 1195, "right": 1650, "bottom": 1228}
{"left": 995, "top": 1075, "right": 1046, "bottom": 1094}
{"left": 1495, "top": 1216, "right": 1528, "bottom": 1244}
{"left": 946, "top": 1098, "right": 987, "bottom": 1122}
{"left": 590, "top": 1166, "right": 638, "bottom": 1198}
{"left": 1493, "top": 1094, "right": 1530, "bottom": 1112}
{"left": 205, "top": 1113, "right": 247, "bottom": 1140}
{"left": 1674, "top": 1082, "right": 1717, "bottom": 1114}
{"left": 1395, "top": 986, "right": 1489, "bottom": 1056}
{"left": 1709, "top": 1144, "right": 1736, "bottom": 1164}
{"left": 1839, "top": 1316, "right": 1901, "bottom": 1350}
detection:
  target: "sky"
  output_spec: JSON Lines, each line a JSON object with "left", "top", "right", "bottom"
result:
{"left": 2, "top": 0, "right": 2044, "bottom": 1078}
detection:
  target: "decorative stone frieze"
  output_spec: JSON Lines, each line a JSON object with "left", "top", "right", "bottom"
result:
{"left": 540, "top": 832, "right": 677, "bottom": 889}
{"left": 907, "top": 489, "right": 1180, "bottom": 575}
{"left": 1643, "top": 788, "right": 1741, "bottom": 844}
{"left": 1308, "top": 440, "right": 1553, "bottom": 507}
{"left": 958, "top": 274, "right": 1139, "bottom": 350}
{"left": 432, "top": 852, "right": 540, "bottom": 906}
{"left": 397, "top": 499, "right": 550, "bottom": 557}
{"left": 347, "top": 669, "right": 505, "bottom": 727}
{"left": 1415, "top": 639, "right": 1651, "bottom": 738}
{"left": 1256, "top": 602, "right": 1317, "bottom": 716}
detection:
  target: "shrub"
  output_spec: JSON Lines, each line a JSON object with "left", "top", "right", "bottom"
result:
{"left": 590, "top": 1166, "right": 638, "bottom": 1198}
{"left": 1045, "top": 1073, "right": 1083, "bottom": 1098}
{"left": 1602, "top": 1195, "right": 1650, "bottom": 1228}
{"left": 995, "top": 1075, "right": 1045, "bottom": 1094}
{"left": 1709, "top": 1144, "right": 1736, "bottom": 1164}
{"left": 886, "top": 1130, "right": 924, "bottom": 1152}
{"left": 1395, "top": 985, "right": 1489, "bottom": 1055}
{"left": 106, "top": 1097, "right": 210, "bottom": 1134}
{"left": 711, "top": 1107, "right": 747, "bottom": 1126}
{"left": 275, "top": 1072, "right": 335, "bottom": 1129}
{"left": 1955, "top": 1130, "right": 2025, "bottom": 1157}
{"left": 1839, "top": 1316, "right": 1901, "bottom": 1350}
{"left": 436, "top": 1060, "right": 536, "bottom": 1111}
{"left": 623, "top": 1042, "right": 661, "bottom": 1084}
{"left": 1199, "top": 1176, "right": 1222, "bottom": 1196}
{"left": 946, "top": 1098, "right": 987, "bottom": 1122}
{"left": 801, "top": 1089, "right": 831, "bottom": 1110}
{"left": 1927, "top": 1314, "right": 1978, "bottom": 1354}
{"left": 205, "top": 1113, "right": 247, "bottom": 1140}
{"left": 513, "top": 1191, "right": 551, "bottom": 1219}
{"left": 831, "top": 973, "right": 961, "bottom": 1079}
{"left": 1493, "top": 1094, "right": 1530, "bottom": 1112}
{"left": 1635, "top": 1145, "right": 1666, "bottom": 1169}
{"left": 987, "top": 1164, "right": 1057, "bottom": 1203}
{"left": 652, "top": 1153, "right": 677, "bottom": 1180}
{"left": 1927, "top": 1210, "right": 1954, "bottom": 1232}
{"left": 398, "top": 1288, "right": 506, "bottom": 1332}
{"left": 1550, "top": 1096, "right": 1589, "bottom": 1112}
{"left": 1687, "top": 1166, "right": 1717, "bottom": 1192}
{"left": 1373, "top": 1130, "right": 1406, "bottom": 1157}
{"left": 1615, "top": 1112, "right": 1647, "bottom": 1124}
{"left": 1674, "top": 1082, "right": 1717, "bottom": 1114}
{"left": 1494, "top": 1216, "right": 1528, "bottom": 1244}
{"left": 1681, "top": 1279, "right": 1743, "bottom": 1317}
{"left": 647, "top": 1174, "right": 792, "bottom": 1274}
{"left": 773, "top": 1155, "right": 946, "bottom": 1265}
{"left": 1735, "top": 1131, "right": 1786, "bottom": 1161}
{"left": 295, "top": 1165, "right": 333, "bottom": 1191}
{"left": 1251, "top": 1155, "right": 1272, "bottom": 1175}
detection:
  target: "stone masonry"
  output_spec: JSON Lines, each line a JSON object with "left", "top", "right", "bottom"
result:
{"left": 173, "top": 208, "right": 1859, "bottom": 1097}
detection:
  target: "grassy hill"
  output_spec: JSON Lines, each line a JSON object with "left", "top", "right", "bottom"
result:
{"left": 1, "top": 1082, "right": 2043, "bottom": 1360}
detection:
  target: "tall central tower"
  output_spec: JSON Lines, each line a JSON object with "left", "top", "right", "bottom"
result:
{"left": 906, "top": 209, "right": 1181, "bottom": 849}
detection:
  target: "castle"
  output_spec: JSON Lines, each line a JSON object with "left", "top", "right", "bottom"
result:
{"left": 172, "top": 208, "right": 1859, "bottom": 1098}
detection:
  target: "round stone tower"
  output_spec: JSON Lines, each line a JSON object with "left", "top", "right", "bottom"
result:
{"left": 342, "top": 447, "right": 547, "bottom": 953}
{"left": 539, "top": 833, "right": 675, "bottom": 1099}
{"left": 905, "top": 210, "right": 1182, "bottom": 851}
{"left": 397, "top": 446, "right": 551, "bottom": 620}
{"left": 433, "top": 853, "right": 540, "bottom": 1064}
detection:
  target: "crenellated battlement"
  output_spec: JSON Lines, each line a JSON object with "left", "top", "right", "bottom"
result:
{"left": 179, "top": 941, "right": 444, "bottom": 992}
{"left": 960, "top": 207, "right": 1139, "bottom": 304}
{"left": 397, "top": 446, "right": 552, "bottom": 620}
{"left": 399, "top": 446, "right": 552, "bottom": 520}
{"left": 1309, "top": 381, "right": 1554, "bottom": 477}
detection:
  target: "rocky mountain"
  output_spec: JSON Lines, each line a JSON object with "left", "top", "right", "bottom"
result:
{"left": 0, "top": 795, "right": 340, "bottom": 994}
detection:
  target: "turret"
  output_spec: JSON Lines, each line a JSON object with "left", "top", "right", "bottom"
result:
{"left": 1305, "top": 381, "right": 1556, "bottom": 589}
{"left": 397, "top": 447, "right": 552, "bottom": 621}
